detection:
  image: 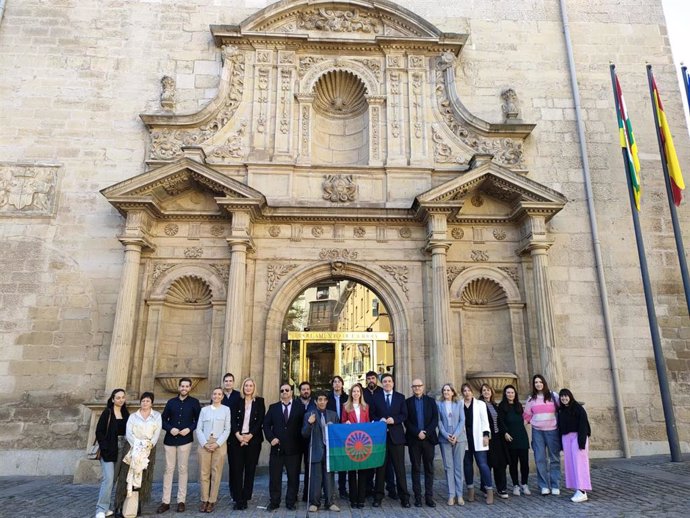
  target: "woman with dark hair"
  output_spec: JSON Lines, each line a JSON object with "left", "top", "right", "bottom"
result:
{"left": 341, "top": 383, "right": 371, "bottom": 509}
{"left": 497, "top": 385, "right": 530, "bottom": 496}
{"left": 115, "top": 392, "right": 162, "bottom": 517}
{"left": 479, "top": 384, "right": 510, "bottom": 499}
{"left": 437, "top": 383, "right": 466, "bottom": 506}
{"left": 95, "top": 388, "right": 129, "bottom": 518}
{"left": 229, "top": 377, "right": 265, "bottom": 510}
{"left": 523, "top": 374, "right": 561, "bottom": 496}
{"left": 460, "top": 383, "right": 493, "bottom": 505}
{"left": 557, "top": 389, "right": 591, "bottom": 503}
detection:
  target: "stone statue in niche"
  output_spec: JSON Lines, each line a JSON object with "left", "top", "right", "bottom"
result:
{"left": 501, "top": 88, "right": 520, "bottom": 121}
{"left": 160, "top": 76, "right": 176, "bottom": 111}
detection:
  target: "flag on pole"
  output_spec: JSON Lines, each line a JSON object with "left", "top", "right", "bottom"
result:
{"left": 613, "top": 71, "right": 642, "bottom": 210}
{"left": 326, "top": 422, "right": 386, "bottom": 472}
{"left": 650, "top": 71, "right": 685, "bottom": 206}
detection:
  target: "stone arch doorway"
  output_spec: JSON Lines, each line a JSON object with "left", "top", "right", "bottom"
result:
{"left": 261, "top": 263, "right": 411, "bottom": 397}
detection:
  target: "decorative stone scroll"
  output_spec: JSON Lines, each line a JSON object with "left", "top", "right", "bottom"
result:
{"left": 498, "top": 266, "right": 519, "bottom": 287}
{"left": 431, "top": 125, "right": 467, "bottom": 165}
{"left": 323, "top": 174, "right": 357, "bottom": 202}
{"left": 0, "top": 163, "right": 59, "bottom": 217}
{"left": 209, "top": 121, "right": 247, "bottom": 161}
{"left": 296, "top": 8, "right": 382, "bottom": 34}
{"left": 380, "top": 265, "right": 410, "bottom": 300}
{"left": 267, "top": 263, "right": 298, "bottom": 292}
{"left": 152, "top": 263, "right": 175, "bottom": 283}
{"left": 446, "top": 265, "right": 468, "bottom": 287}
{"left": 319, "top": 248, "right": 359, "bottom": 275}
{"left": 149, "top": 47, "right": 245, "bottom": 160}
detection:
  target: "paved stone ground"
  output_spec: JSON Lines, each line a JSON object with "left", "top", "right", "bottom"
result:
{"left": 1, "top": 454, "right": 688, "bottom": 518}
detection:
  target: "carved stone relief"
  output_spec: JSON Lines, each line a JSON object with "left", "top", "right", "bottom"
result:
{"left": 353, "top": 226, "right": 366, "bottom": 238}
{"left": 267, "top": 263, "right": 298, "bottom": 292}
{"left": 210, "top": 225, "right": 225, "bottom": 237}
{"left": 184, "top": 247, "right": 203, "bottom": 258}
{"left": 460, "top": 278, "right": 506, "bottom": 305}
{"left": 164, "top": 223, "right": 179, "bottom": 236}
{"left": 451, "top": 227, "right": 464, "bottom": 240}
{"left": 268, "top": 225, "right": 281, "bottom": 237}
{"left": 398, "top": 228, "right": 412, "bottom": 239}
{"left": 160, "top": 76, "right": 176, "bottom": 111}
{"left": 210, "top": 264, "right": 230, "bottom": 285}
{"left": 291, "top": 224, "right": 303, "bottom": 242}
{"left": 0, "top": 163, "right": 59, "bottom": 217}
{"left": 498, "top": 266, "right": 519, "bottom": 287}
{"left": 493, "top": 228, "right": 507, "bottom": 241}
{"left": 380, "top": 265, "right": 409, "bottom": 300}
{"left": 319, "top": 248, "right": 359, "bottom": 275}
{"left": 279, "top": 69, "right": 292, "bottom": 134}
{"left": 296, "top": 8, "right": 381, "bottom": 34}
{"left": 256, "top": 68, "right": 270, "bottom": 133}
{"left": 471, "top": 195, "right": 484, "bottom": 207}
{"left": 471, "top": 250, "right": 489, "bottom": 262}
{"left": 152, "top": 263, "right": 175, "bottom": 284}
{"left": 209, "top": 121, "right": 247, "bottom": 161}
{"left": 311, "top": 226, "right": 324, "bottom": 238}
{"left": 447, "top": 265, "right": 468, "bottom": 287}
{"left": 323, "top": 174, "right": 357, "bottom": 202}
{"left": 501, "top": 88, "right": 520, "bottom": 121}
{"left": 431, "top": 125, "right": 467, "bottom": 165}
{"left": 167, "top": 276, "right": 213, "bottom": 304}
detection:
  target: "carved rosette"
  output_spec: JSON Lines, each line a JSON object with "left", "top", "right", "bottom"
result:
{"left": 267, "top": 263, "right": 298, "bottom": 292}
{"left": 311, "top": 226, "right": 324, "bottom": 238}
{"left": 493, "top": 228, "right": 507, "bottom": 241}
{"left": 323, "top": 174, "right": 357, "bottom": 203}
{"left": 164, "top": 223, "right": 179, "bottom": 236}
{"left": 353, "top": 226, "right": 366, "bottom": 238}
{"left": 210, "top": 225, "right": 225, "bottom": 237}
{"left": 268, "top": 225, "right": 281, "bottom": 238}
{"left": 451, "top": 227, "right": 464, "bottom": 240}
{"left": 380, "top": 264, "right": 410, "bottom": 300}
{"left": 399, "top": 228, "right": 412, "bottom": 239}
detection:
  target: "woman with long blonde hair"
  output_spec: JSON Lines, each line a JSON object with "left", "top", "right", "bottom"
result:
{"left": 436, "top": 383, "right": 467, "bottom": 506}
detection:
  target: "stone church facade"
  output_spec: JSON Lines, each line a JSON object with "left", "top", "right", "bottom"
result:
{"left": 0, "top": 0, "right": 688, "bottom": 476}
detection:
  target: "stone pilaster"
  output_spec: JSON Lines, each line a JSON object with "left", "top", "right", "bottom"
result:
{"left": 296, "top": 94, "right": 314, "bottom": 165}
{"left": 366, "top": 95, "right": 385, "bottom": 167}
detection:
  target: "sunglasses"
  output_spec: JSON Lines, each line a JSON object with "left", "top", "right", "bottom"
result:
{"left": 280, "top": 388, "right": 292, "bottom": 393}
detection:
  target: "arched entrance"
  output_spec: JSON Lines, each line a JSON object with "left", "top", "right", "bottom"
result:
{"left": 280, "top": 279, "right": 394, "bottom": 392}
{"left": 261, "top": 263, "right": 411, "bottom": 398}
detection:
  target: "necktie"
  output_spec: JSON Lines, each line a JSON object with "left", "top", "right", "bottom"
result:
{"left": 386, "top": 393, "right": 391, "bottom": 409}
{"left": 283, "top": 403, "right": 289, "bottom": 424}
{"left": 320, "top": 412, "right": 327, "bottom": 445}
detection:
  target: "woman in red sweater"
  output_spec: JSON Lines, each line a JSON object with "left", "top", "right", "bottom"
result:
{"left": 341, "top": 383, "right": 371, "bottom": 509}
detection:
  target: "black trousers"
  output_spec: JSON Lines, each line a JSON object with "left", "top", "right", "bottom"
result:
{"left": 408, "top": 438, "right": 435, "bottom": 500}
{"left": 348, "top": 469, "right": 372, "bottom": 505}
{"left": 226, "top": 448, "right": 235, "bottom": 500}
{"left": 229, "top": 438, "right": 262, "bottom": 504}
{"left": 268, "top": 448, "right": 300, "bottom": 506}
{"left": 508, "top": 448, "right": 529, "bottom": 486}
{"left": 374, "top": 442, "right": 409, "bottom": 502}
{"left": 487, "top": 436, "right": 508, "bottom": 492}
{"left": 337, "top": 471, "right": 347, "bottom": 494}
{"left": 300, "top": 443, "right": 311, "bottom": 500}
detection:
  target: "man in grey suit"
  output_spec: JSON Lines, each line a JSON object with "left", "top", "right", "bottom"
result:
{"left": 302, "top": 391, "right": 340, "bottom": 513}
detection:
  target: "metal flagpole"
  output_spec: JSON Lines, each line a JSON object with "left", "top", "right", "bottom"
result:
{"left": 646, "top": 64, "right": 690, "bottom": 317}
{"left": 682, "top": 64, "right": 690, "bottom": 114}
{"left": 609, "top": 64, "right": 682, "bottom": 462}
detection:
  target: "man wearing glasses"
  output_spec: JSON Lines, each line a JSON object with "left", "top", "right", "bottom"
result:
{"left": 263, "top": 383, "right": 305, "bottom": 511}
{"left": 405, "top": 379, "right": 439, "bottom": 508}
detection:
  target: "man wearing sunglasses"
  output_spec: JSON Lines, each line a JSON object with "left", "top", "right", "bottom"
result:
{"left": 263, "top": 384, "right": 305, "bottom": 511}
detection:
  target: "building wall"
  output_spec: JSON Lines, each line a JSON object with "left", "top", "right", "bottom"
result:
{"left": 0, "top": 0, "right": 688, "bottom": 474}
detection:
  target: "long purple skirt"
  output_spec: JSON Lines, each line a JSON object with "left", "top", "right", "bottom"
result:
{"left": 561, "top": 432, "right": 591, "bottom": 491}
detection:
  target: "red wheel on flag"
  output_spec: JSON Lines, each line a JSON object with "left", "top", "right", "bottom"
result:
{"left": 344, "top": 430, "right": 373, "bottom": 462}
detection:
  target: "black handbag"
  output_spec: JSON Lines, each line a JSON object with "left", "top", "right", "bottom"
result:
{"left": 88, "top": 412, "right": 111, "bottom": 460}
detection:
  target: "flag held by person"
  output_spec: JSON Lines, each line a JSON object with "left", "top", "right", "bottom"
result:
{"left": 326, "top": 421, "right": 386, "bottom": 472}
{"left": 649, "top": 67, "right": 685, "bottom": 206}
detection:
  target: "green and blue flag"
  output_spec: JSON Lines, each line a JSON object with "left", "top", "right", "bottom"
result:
{"left": 326, "top": 422, "right": 386, "bottom": 472}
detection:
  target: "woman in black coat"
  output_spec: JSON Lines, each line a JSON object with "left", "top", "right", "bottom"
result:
{"left": 94, "top": 388, "right": 129, "bottom": 518}
{"left": 229, "top": 377, "right": 265, "bottom": 510}
{"left": 479, "top": 384, "right": 510, "bottom": 499}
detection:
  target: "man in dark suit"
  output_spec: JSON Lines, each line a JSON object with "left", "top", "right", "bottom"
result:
{"left": 405, "top": 378, "right": 439, "bottom": 508}
{"left": 297, "top": 381, "right": 315, "bottom": 502}
{"left": 326, "top": 375, "right": 349, "bottom": 499}
{"left": 370, "top": 373, "right": 411, "bottom": 508}
{"left": 263, "top": 383, "right": 305, "bottom": 511}
{"left": 362, "top": 371, "right": 385, "bottom": 497}
{"left": 220, "top": 372, "right": 241, "bottom": 501}
{"left": 302, "top": 391, "right": 340, "bottom": 512}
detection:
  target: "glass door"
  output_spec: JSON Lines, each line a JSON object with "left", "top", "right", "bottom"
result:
{"left": 304, "top": 341, "right": 336, "bottom": 393}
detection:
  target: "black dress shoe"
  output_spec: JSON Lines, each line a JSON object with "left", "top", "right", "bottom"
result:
{"left": 266, "top": 503, "right": 279, "bottom": 511}
{"left": 388, "top": 492, "right": 399, "bottom": 500}
{"left": 286, "top": 504, "right": 296, "bottom": 511}
{"left": 372, "top": 500, "right": 382, "bottom": 507}
{"left": 414, "top": 499, "right": 423, "bottom": 507}
{"left": 401, "top": 500, "right": 411, "bottom": 508}
{"left": 426, "top": 499, "right": 436, "bottom": 507}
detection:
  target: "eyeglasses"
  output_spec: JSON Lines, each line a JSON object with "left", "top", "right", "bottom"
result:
{"left": 411, "top": 385, "right": 423, "bottom": 388}
{"left": 280, "top": 388, "right": 292, "bottom": 393}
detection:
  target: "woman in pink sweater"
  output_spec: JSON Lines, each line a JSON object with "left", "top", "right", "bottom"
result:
{"left": 523, "top": 374, "right": 561, "bottom": 496}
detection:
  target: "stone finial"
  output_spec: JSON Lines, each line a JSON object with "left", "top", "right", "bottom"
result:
{"left": 160, "top": 75, "right": 176, "bottom": 111}
{"left": 437, "top": 50, "right": 457, "bottom": 72}
{"left": 501, "top": 88, "right": 520, "bottom": 121}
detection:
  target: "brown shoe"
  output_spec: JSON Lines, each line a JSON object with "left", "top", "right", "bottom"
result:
{"left": 206, "top": 502, "right": 215, "bottom": 513}
{"left": 199, "top": 502, "right": 208, "bottom": 513}
{"left": 176, "top": 502, "right": 186, "bottom": 512}
{"left": 157, "top": 503, "right": 170, "bottom": 514}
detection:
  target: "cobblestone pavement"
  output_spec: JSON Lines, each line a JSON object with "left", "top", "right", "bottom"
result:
{"left": 1, "top": 455, "right": 688, "bottom": 518}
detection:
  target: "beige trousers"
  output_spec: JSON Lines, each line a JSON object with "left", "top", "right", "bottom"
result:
{"left": 198, "top": 442, "right": 228, "bottom": 503}
{"left": 162, "top": 442, "right": 192, "bottom": 504}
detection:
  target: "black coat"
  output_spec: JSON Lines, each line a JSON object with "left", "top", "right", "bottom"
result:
{"left": 558, "top": 404, "right": 591, "bottom": 449}
{"left": 263, "top": 400, "right": 305, "bottom": 456}
{"left": 326, "top": 391, "right": 349, "bottom": 420}
{"left": 370, "top": 391, "right": 407, "bottom": 445}
{"left": 405, "top": 395, "right": 439, "bottom": 445}
{"left": 231, "top": 397, "right": 265, "bottom": 445}
{"left": 95, "top": 407, "right": 129, "bottom": 462}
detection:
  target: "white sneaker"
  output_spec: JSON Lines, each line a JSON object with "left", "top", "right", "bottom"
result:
{"left": 513, "top": 485, "right": 521, "bottom": 496}
{"left": 105, "top": 512, "right": 114, "bottom": 517}
{"left": 541, "top": 487, "right": 550, "bottom": 495}
{"left": 328, "top": 504, "right": 340, "bottom": 512}
{"left": 571, "top": 490, "right": 588, "bottom": 503}
{"left": 551, "top": 488, "right": 560, "bottom": 496}
{"left": 96, "top": 513, "right": 106, "bottom": 518}
{"left": 522, "top": 484, "right": 531, "bottom": 495}
{"left": 457, "top": 496, "right": 465, "bottom": 506}
{"left": 308, "top": 504, "right": 318, "bottom": 512}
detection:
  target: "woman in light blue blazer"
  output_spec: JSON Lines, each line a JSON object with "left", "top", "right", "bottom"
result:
{"left": 437, "top": 383, "right": 467, "bottom": 506}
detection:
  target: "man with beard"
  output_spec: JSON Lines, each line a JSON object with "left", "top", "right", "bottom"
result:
{"left": 297, "top": 381, "right": 315, "bottom": 502}
{"left": 220, "top": 373, "right": 240, "bottom": 501}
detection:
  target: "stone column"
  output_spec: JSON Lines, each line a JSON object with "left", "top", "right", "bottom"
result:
{"left": 425, "top": 211, "right": 455, "bottom": 390}
{"left": 527, "top": 242, "right": 563, "bottom": 387}
{"left": 105, "top": 237, "right": 147, "bottom": 391}
{"left": 223, "top": 210, "right": 254, "bottom": 378}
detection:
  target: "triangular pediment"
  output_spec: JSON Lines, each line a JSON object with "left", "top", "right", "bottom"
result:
{"left": 101, "top": 157, "right": 266, "bottom": 217}
{"left": 415, "top": 159, "right": 566, "bottom": 220}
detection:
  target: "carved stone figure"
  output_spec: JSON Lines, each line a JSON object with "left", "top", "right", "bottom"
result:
{"left": 160, "top": 76, "right": 176, "bottom": 111}
{"left": 297, "top": 8, "right": 381, "bottom": 34}
{"left": 501, "top": 88, "right": 520, "bottom": 120}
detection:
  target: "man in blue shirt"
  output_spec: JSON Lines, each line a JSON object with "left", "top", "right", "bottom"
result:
{"left": 157, "top": 377, "right": 201, "bottom": 514}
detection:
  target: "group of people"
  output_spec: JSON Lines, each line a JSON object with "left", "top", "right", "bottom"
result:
{"left": 94, "top": 371, "right": 592, "bottom": 517}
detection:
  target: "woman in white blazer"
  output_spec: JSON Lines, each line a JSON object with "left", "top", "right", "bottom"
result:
{"left": 437, "top": 383, "right": 467, "bottom": 506}
{"left": 460, "top": 383, "right": 493, "bottom": 505}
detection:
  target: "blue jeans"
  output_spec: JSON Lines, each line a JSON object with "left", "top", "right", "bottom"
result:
{"left": 532, "top": 428, "right": 561, "bottom": 490}
{"left": 463, "top": 448, "right": 492, "bottom": 490}
{"left": 96, "top": 458, "right": 115, "bottom": 513}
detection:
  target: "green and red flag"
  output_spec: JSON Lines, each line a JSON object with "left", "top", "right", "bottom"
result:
{"left": 650, "top": 71, "right": 685, "bottom": 205}
{"left": 326, "top": 421, "right": 386, "bottom": 472}
{"left": 613, "top": 70, "right": 642, "bottom": 210}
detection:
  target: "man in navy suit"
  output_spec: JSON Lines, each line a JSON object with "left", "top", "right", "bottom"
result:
{"left": 264, "top": 383, "right": 305, "bottom": 511}
{"left": 326, "top": 375, "right": 349, "bottom": 499}
{"left": 302, "top": 391, "right": 340, "bottom": 512}
{"left": 370, "top": 373, "right": 411, "bottom": 508}
{"left": 405, "top": 378, "right": 439, "bottom": 508}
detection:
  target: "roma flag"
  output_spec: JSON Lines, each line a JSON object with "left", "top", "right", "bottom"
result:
{"left": 326, "top": 422, "right": 386, "bottom": 472}
{"left": 650, "top": 72, "right": 685, "bottom": 205}
{"left": 613, "top": 70, "right": 642, "bottom": 210}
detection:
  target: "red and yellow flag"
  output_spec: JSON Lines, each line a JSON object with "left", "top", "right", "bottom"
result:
{"left": 614, "top": 73, "right": 642, "bottom": 210}
{"left": 650, "top": 74, "right": 685, "bottom": 205}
